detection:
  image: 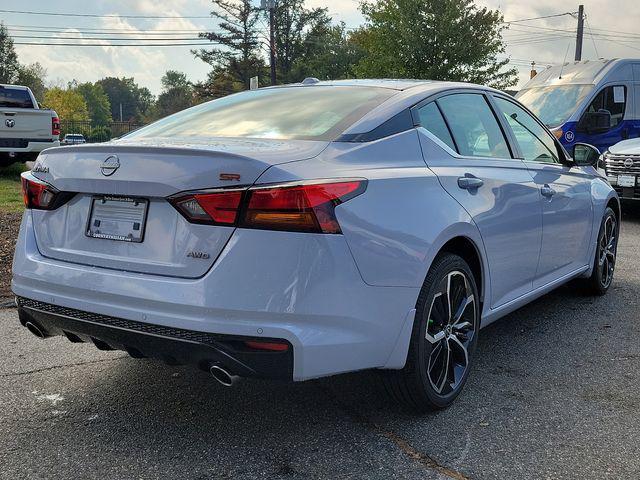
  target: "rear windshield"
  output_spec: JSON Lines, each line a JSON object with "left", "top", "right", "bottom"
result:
{"left": 126, "top": 86, "right": 395, "bottom": 141}
{"left": 0, "top": 88, "right": 34, "bottom": 109}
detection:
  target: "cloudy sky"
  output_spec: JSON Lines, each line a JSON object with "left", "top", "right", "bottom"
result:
{"left": 4, "top": 0, "right": 640, "bottom": 95}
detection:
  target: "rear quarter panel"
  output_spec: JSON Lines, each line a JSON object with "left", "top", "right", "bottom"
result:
{"left": 256, "top": 130, "right": 488, "bottom": 292}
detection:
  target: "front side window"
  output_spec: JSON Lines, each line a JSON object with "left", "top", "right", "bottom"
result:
{"left": 494, "top": 97, "right": 559, "bottom": 164}
{"left": 125, "top": 86, "right": 395, "bottom": 142}
{"left": 437, "top": 94, "right": 511, "bottom": 159}
{"left": 584, "top": 85, "right": 627, "bottom": 128}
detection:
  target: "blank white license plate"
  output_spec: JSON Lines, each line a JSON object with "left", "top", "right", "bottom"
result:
{"left": 618, "top": 175, "right": 637, "bottom": 188}
{"left": 86, "top": 196, "right": 149, "bottom": 243}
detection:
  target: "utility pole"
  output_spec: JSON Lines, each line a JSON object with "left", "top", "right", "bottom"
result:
{"left": 261, "top": 0, "right": 277, "bottom": 85}
{"left": 269, "top": 3, "right": 276, "bottom": 86}
{"left": 575, "top": 4, "right": 584, "bottom": 61}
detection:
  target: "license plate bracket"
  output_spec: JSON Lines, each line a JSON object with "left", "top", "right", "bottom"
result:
{"left": 86, "top": 196, "right": 149, "bottom": 243}
{"left": 618, "top": 175, "right": 636, "bottom": 188}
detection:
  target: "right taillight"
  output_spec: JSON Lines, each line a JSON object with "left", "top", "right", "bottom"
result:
{"left": 169, "top": 179, "right": 367, "bottom": 234}
{"left": 21, "top": 172, "right": 71, "bottom": 210}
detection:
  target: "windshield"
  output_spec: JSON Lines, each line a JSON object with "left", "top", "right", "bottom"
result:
{"left": 126, "top": 86, "right": 395, "bottom": 142}
{"left": 516, "top": 84, "right": 593, "bottom": 128}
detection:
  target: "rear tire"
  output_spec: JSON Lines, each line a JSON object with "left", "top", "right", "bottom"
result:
{"left": 381, "top": 253, "right": 480, "bottom": 412}
{"left": 581, "top": 207, "right": 618, "bottom": 296}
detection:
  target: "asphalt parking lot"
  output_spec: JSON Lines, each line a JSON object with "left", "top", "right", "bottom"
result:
{"left": 1, "top": 206, "right": 639, "bottom": 480}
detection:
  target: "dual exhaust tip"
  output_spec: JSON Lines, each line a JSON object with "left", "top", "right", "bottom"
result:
{"left": 23, "top": 320, "right": 240, "bottom": 387}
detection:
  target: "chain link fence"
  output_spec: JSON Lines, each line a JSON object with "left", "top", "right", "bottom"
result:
{"left": 59, "top": 120, "right": 145, "bottom": 144}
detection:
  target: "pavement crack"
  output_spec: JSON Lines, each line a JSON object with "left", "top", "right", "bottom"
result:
{"left": 0, "top": 355, "right": 128, "bottom": 378}
{"left": 316, "top": 384, "right": 470, "bottom": 480}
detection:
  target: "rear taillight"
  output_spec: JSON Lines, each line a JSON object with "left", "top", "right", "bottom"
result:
{"left": 169, "top": 179, "right": 366, "bottom": 234}
{"left": 21, "top": 173, "right": 70, "bottom": 210}
{"left": 51, "top": 115, "right": 60, "bottom": 136}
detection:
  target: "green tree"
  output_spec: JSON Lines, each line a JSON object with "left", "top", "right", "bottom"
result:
{"left": 356, "top": 0, "right": 517, "bottom": 89}
{"left": 273, "top": 0, "right": 333, "bottom": 83}
{"left": 194, "top": 68, "right": 245, "bottom": 102}
{"left": 195, "top": 0, "right": 266, "bottom": 94}
{"left": 154, "top": 70, "right": 195, "bottom": 118}
{"left": 43, "top": 87, "right": 89, "bottom": 121}
{"left": 15, "top": 62, "right": 47, "bottom": 102}
{"left": 76, "top": 82, "right": 112, "bottom": 125}
{"left": 288, "top": 23, "right": 365, "bottom": 81}
{"left": 0, "top": 22, "right": 19, "bottom": 83}
{"left": 96, "top": 77, "right": 154, "bottom": 122}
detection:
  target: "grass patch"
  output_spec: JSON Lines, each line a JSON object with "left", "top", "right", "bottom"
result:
{"left": 0, "top": 163, "right": 27, "bottom": 213}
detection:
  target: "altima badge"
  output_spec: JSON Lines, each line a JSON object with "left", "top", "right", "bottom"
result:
{"left": 100, "top": 155, "right": 120, "bottom": 176}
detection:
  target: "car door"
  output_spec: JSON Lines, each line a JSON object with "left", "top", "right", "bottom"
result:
{"left": 576, "top": 84, "right": 632, "bottom": 152}
{"left": 415, "top": 92, "right": 543, "bottom": 309}
{"left": 493, "top": 95, "right": 594, "bottom": 288}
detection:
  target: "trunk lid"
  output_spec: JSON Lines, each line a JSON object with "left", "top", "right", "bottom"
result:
{"left": 30, "top": 137, "right": 327, "bottom": 278}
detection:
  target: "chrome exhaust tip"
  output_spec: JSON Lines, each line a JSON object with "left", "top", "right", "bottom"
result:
{"left": 209, "top": 364, "right": 239, "bottom": 387}
{"left": 25, "top": 321, "right": 47, "bottom": 339}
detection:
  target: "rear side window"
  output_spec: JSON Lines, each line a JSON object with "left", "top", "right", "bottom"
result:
{"left": 416, "top": 102, "right": 456, "bottom": 151}
{"left": 437, "top": 94, "right": 511, "bottom": 159}
{"left": 126, "top": 86, "right": 395, "bottom": 141}
{"left": 494, "top": 97, "right": 559, "bottom": 164}
{"left": 0, "top": 88, "right": 34, "bottom": 108}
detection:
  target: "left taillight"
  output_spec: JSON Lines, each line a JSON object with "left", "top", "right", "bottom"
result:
{"left": 169, "top": 179, "right": 367, "bottom": 234}
{"left": 51, "top": 115, "right": 60, "bottom": 136}
{"left": 21, "top": 173, "right": 69, "bottom": 210}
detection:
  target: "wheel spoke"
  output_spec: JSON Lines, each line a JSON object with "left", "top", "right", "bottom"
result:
{"left": 452, "top": 295, "right": 474, "bottom": 325}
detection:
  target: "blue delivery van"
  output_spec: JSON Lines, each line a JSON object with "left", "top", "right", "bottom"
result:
{"left": 516, "top": 59, "right": 640, "bottom": 154}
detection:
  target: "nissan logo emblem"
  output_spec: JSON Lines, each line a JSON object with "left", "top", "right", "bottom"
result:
{"left": 5, "top": 119, "right": 15, "bottom": 128}
{"left": 100, "top": 155, "right": 120, "bottom": 176}
{"left": 624, "top": 158, "right": 635, "bottom": 169}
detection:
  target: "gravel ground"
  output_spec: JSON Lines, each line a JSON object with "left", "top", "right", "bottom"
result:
{"left": 0, "top": 211, "right": 21, "bottom": 300}
{"left": 0, "top": 206, "right": 639, "bottom": 479}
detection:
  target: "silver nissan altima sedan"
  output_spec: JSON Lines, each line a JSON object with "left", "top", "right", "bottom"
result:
{"left": 13, "top": 79, "right": 619, "bottom": 411}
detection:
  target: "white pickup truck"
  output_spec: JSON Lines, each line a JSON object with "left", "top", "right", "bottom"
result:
{"left": 0, "top": 84, "right": 60, "bottom": 167}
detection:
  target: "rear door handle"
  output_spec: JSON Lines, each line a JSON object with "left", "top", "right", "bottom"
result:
{"left": 457, "top": 177, "right": 484, "bottom": 190}
{"left": 541, "top": 185, "right": 556, "bottom": 198}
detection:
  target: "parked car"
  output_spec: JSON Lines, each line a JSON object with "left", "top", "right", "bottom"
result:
{"left": 516, "top": 58, "right": 640, "bottom": 155}
{"left": 61, "top": 133, "right": 87, "bottom": 145}
{"left": 13, "top": 80, "right": 619, "bottom": 411}
{"left": 0, "top": 84, "right": 60, "bottom": 167}
{"left": 601, "top": 137, "right": 640, "bottom": 201}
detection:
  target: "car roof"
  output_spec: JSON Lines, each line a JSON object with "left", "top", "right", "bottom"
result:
{"left": 303, "top": 80, "right": 503, "bottom": 135}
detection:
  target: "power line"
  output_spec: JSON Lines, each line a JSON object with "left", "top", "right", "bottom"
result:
{"left": 0, "top": 8, "right": 213, "bottom": 19}
{"left": 503, "top": 12, "right": 577, "bottom": 24}
{"left": 13, "top": 42, "right": 215, "bottom": 47}
{"left": 10, "top": 34, "right": 204, "bottom": 41}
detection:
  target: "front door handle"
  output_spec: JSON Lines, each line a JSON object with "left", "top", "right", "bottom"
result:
{"left": 541, "top": 185, "right": 556, "bottom": 198}
{"left": 458, "top": 177, "right": 484, "bottom": 190}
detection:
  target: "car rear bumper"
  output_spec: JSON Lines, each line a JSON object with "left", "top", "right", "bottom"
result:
{"left": 16, "top": 296, "right": 293, "bottom": 380}
{"left": 0, "top": 139, "right": 59, "bottom": 153}
{"left": 12, "top": 211, "right": 419, "bottom": 381}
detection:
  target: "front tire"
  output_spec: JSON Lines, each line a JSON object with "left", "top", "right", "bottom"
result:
{"left": 382, "top": 253, "right": 480, "bottom": 412}
{"left": 582, "top": 207, "right": 618, "bottom": 296}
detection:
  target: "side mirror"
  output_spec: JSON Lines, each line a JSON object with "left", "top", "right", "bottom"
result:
{"left": 573, "top": 143, "right": 601, "bottom": 167}
{"left": 579, "top": 109, "right": 611, "bottom": 134}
